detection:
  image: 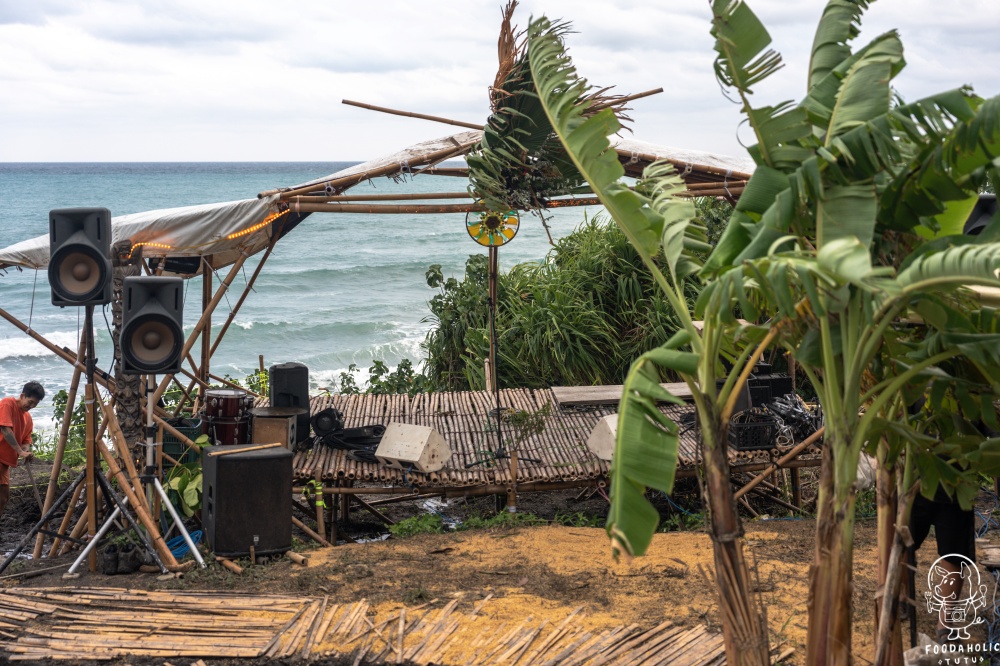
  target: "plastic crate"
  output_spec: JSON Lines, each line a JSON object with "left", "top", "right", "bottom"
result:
{"left": 162, "top": 418, "right": 203, "bottom": 467}
{"left": 728, "top": 411, "right": 778, "bottom": 451}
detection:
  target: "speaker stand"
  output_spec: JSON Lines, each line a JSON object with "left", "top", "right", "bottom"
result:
{"left": 142, "top": 374, "right": 206, "bottom": 569}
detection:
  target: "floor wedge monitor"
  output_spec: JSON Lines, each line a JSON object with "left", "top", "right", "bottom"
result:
{"left": 48, "top": 207, "right": 112, "bottom": 307}
{"left": 121, "top": 276, "right": 184, "bottom": 374}
{"left": 202, "top": 444, "right": 293, "bottom": 558}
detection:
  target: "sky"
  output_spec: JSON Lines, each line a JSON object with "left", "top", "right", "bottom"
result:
{"left": 1, "top": 0, "right": 998, "bottom": 163}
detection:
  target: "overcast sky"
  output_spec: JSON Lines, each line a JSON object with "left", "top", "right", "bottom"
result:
{"left": 1, "top": 0, "right": 997, "bottom": 163}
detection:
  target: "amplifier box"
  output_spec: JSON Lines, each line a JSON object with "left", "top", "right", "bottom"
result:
{"left": 202, "top": 444, "right": 293, "bottom": 557}
{"left": 374, "top": 422, "right": 451, "bottom": 473}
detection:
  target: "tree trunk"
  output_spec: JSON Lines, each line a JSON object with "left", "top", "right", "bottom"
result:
{"left": 874, "top": 449, "right": 903, "bottom": 666}
{"left": 112, "top": 241, "right": 143, "bottom": 449}
{"left": 700, "top": 412, "right": 771, "bottom": 665}
{"left": 806, "top": 437, "right": 858, "bottom": 665}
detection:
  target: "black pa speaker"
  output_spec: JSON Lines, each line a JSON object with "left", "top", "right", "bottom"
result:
{"left": 311, "top": 407, "right": 344, "bottom": 437}
{"left": 121, "top": 276, "right": 184, "bottom": 374}
{"left": 270, "top": 362, "right": 310, "bottom": 442}
{"left": 202, "top": 444, "right": 293, "bottom": 557}
{"left": 48, "top": 207, "right": 113, "bottom": 307}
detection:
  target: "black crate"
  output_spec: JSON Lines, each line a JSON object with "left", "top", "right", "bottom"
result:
{"left": 728, "top": 413, "right": 779, "bottom": 451}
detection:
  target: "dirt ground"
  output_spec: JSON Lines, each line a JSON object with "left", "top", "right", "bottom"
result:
{"left": 2, "top": 468, "right": 997, "bottom": 664}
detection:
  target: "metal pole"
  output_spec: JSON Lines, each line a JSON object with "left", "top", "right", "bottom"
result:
{"left": 150, "top": 477, "right": 205, "bottom": 568}
{"left": 66, "top": 500, "right": 125, "bottom": 576}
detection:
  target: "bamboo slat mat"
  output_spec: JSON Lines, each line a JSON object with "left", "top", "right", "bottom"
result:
{"left": 289, "top": 389, "right": 820, "bottom": 488}
{"left": 0, "top": 588, "right": 727, "bottom": 665}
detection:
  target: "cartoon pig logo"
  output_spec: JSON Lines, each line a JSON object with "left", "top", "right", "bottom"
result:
{"left": 925, "top": 554, "right": 989, "bottom": 641}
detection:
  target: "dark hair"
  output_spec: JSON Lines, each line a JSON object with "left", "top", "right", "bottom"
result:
{"left": 21, "top": 381, "right": 45, "bottom": 401}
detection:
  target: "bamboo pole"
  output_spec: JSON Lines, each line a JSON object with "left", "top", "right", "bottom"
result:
{"left": 290, "top": 191, "right": 473, "bottom": 204}
{"left": 415, "top": 166, "right": 469, "bottom": 178}
{"left": 612, "top": 148, "right": 754, "bottom": 181}
{"left": 200, "top": 257, "right": 212, "bottom": 387}
{"left": 286, "top": 551, "right": 309, "bottom": 567}
{"left": 97, "top": 398, "right": 151, "bottom": 515}
{"left": 589, "top": 87, "right": 664, "bottom": 111}
{"left": 291, "top": 516, "right": 332, "bottom": 547}
{"left": 289, "top": 197, "right": 601, "bottom": 215}
{"left": 216, "top": 557, "right": 243, "bottom": 575}
{"left": 33, "top": 338, "right": 84, "bottom": 558}
{"left": 48, "top": 479, "right": 86, "bottom": 557}
{"left": 342, "top": 99, "right": 483, "bottom": 130}
{"left": 205, "top": 443, "right": 282, "bottom": 457}
{"left": 95, "top": 438, "right": 180, "bottom": 569}
{"left": 734, "top": 427, "right": 825, "bottom": 500}
{"left": 152, "top": 254, "right": 249, "bottom": 406}
{"left": 209, "top": 235, "right": 280, "bottom": 358}
{"left": 84, "top": 384, "right": 97, "bottom": 572}
{"left": 274, "top": 140, "right": 479, "bottom": 200}
{"left": 153, "top": 415, "right": 200, "bottom": 455}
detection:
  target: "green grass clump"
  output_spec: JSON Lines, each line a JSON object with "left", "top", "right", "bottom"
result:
{"left": 389, "top": 514, "right": 445, "bottom": 538}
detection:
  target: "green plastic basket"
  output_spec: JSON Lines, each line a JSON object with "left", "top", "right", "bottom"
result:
{"left": 162, "top": 418, "right": 203, "bottom": 468}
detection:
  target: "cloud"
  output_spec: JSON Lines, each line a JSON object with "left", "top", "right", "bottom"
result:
{"left": 0, "top": 0, "right": 997, "bottom": 161}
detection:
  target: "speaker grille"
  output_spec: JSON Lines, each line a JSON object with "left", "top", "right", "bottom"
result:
{"left": 123, "top": 316, "right": 181, "bottom": 371}
{"left": 50, "top": 245, "right": 108, "bottom": 302}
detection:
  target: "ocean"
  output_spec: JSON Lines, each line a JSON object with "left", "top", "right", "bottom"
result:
{"left": 0, "top": 162, "right": 600, "bottom": 429}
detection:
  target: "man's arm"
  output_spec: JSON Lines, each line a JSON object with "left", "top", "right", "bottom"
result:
{"left": 1, "top": 425, "right": 30, "bottom": 459}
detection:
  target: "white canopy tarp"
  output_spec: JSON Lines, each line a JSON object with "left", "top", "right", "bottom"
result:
{"left": 0, "top": 131, "right": 756, "bottom": 273}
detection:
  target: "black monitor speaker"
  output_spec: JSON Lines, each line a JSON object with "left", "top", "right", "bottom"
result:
{"left": 48, "top": 207, "right": 113, "bottom": 307}
{"left": 202, "top": 444, "right": 293, "bottom": 557}
{"left": 270, "top": 362, "right": 310, "bottom": 442}
{"left": 120, "top": 276, "right": 184, "bottom": 374}
{"left": 311, "top": 408, "right": 344, "bottom": 437}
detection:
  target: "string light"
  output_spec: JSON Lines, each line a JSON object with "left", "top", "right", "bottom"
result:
{"left": 127, "top": 242, "right": 173, "bottom": 259}
{"left": 226, "top": 209, "right": 289, "bottom": 240}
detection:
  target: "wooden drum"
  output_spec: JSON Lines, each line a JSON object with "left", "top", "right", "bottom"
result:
{"left": 202, "top": 388, "right": 253, "bottom": 446}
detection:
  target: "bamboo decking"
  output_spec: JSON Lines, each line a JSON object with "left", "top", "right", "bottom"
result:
{"left": 0, "top": 587, "right": 727, "bottom": 664}
{"left": 290, "top": 388, "right": 821, "bottom": 491}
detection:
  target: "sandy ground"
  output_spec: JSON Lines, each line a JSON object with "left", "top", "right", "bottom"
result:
{"left": 3, "top": 469, "right": 996, "bottom": 664}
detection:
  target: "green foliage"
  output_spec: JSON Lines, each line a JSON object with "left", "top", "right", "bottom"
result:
{"left": 389, "top": 514, "right": 445, "bottom": 538}
{"left": 552, "top": 511, "right": 605, "bottom": 528}
{"left": 458, "top": 511, "right": 546, "bottom": 531}
{"left": 31, "top": 389, "right": 87, "bottom": 468}
{"left": 166, "top": 461, "right": 204, "bottom": 518}
{"left": 337, "top": 360, "right": 430, "bottom": 396}
{"left": 422, "top": 215, "right": 698, "bottom": 391}
{"left": 658, "top": 511, "right": 704, "bottom": 532}
{"left": 244, "top": 369, "right": 269, "bottom": 399}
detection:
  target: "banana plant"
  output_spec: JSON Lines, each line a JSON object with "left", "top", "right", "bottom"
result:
{"left": 527, "top": 17, "right": 772, "bottom": 665}
{"left": 700, "top": 0, "right": 1000, "bottom": 663}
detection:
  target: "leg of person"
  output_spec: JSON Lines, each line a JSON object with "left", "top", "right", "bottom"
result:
{"left": 0, "top": 461, "right": 10, "bottom": 517}
{"left": 931, "top": 498, "right": 976, "bottom": 641}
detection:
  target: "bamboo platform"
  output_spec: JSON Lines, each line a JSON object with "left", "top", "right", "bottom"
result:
{"left": 0, "top": 587, "right": 726, "bottom": 664}
{"left": 291, "top": 388, "right": 821, "bottom": 490}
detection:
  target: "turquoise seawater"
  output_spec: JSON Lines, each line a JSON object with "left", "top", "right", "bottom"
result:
{"left": 0, "top": 163, "right": 600, "bottom": 427}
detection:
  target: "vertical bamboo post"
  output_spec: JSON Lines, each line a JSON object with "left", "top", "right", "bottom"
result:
{"left": 200, "top": 256, "right": 212, "bottom": 387}
{"left": 152, "top": 254, "right": 248, "bottom": 406}
{"left": 259, "top": 355, "right": 265, "bottom": 373}
{"left": 790, "top": 467, "right": 802, "bottom": 508}
{"left": 84, "top": 382, "right": 97, "bottom": 572}
{"left": 33, "top": 341, "right": 84, "bottom": 558}
{"left": 314, "top": 470, "right": 325, "bottom": 538}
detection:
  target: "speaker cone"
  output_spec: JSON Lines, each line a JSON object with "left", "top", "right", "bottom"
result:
{"left": 50, "top": 245, "right": 108, "bottom": 303}
{"left": 122, "top": 315, "right": 181, "bottom": 372}
{"left": 311, "top": 408, "right": 344, "bottom": 437}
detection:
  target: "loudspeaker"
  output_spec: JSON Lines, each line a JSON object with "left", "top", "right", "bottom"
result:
{"left": 202, "top": 444, "right": 293, "bottom": 557}
{"left": 269, "top": 362, "right": 310, "bottom": 443}
{"left": 311, "top": 407, "right": 345, "bottom": 437}
{"left": 48, "top": 207, "right": 112, "bottom": 307}
{"left": 374, "top": 422, "right": 451, "bottom": 473}
{"left": 586, "top": 414, "right": 617, "bottom": 461}
{"left": 120, "top": 276, "right": 184, "bottom": 374}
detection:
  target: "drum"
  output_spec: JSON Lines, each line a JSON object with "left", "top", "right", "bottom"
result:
{"left": 202, "top": 388, "right": 253, "bottom": 446}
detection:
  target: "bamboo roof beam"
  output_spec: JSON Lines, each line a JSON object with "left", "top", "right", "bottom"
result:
{"left": 297, "top": 191, "right": 472, "bottom": 202}
{"left": 289, "top": 197, "right": 601, "bottom": 215}
{"left": 615, "top": 148, "right": 754, "bottom": 181}
{"left": 589, "top": 87, "right": 664, "bottom": 111}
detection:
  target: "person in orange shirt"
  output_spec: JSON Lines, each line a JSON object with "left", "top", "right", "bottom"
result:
{"left": 0, "top": 381, "right": 45, "bottom": 518}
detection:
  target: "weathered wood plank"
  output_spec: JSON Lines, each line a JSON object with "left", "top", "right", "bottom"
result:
{"left": 551, "top": 383, "right": 693, "bottom": 407}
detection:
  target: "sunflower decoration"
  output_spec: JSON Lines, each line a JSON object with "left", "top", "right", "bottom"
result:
{"left": 467, "top": 209, "right": 519, "bottom": 246}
